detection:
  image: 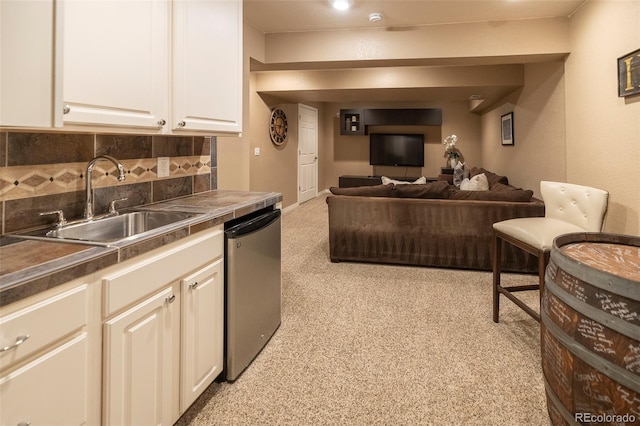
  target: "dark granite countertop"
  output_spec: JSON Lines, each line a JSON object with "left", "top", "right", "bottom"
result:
{"left": 0, "top": 190, "right": 282, "bottom": 307}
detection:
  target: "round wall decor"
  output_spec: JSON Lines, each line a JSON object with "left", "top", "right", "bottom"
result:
{"left": 269, "top": 108, "right": 288, "bottom": 145}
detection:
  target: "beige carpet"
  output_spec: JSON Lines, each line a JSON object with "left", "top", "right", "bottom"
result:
{"left": 176, "top": 194, "right": 548, "bottom": 425}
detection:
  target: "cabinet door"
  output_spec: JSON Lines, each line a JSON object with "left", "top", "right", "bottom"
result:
{"left": 172, "top": 0, "right": 242, "bottom": 133}
{"left": 103, "top": 285, "right": 179, "bottom": 426}
{"left": 62, "top": 0, "right": 169, "bottom": 130}
{"left": 0, "top": 0, "right": 62, "bottom": 128}
{"left": 0, "top": 335, "right": 89, "bottom": 426}
{"left": 180, "top": 258, "right": 224, "bottom": 412}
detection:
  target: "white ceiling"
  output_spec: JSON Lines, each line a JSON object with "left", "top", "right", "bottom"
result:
{"left": 244, "top": 0, "right": 586, "bottom": 34}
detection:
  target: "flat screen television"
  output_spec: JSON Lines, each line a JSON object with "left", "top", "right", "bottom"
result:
{"left": 369, "top": 133, "right": 424, "bottom": 167}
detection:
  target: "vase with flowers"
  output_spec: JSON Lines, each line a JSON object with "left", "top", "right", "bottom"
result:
{"left": 443, "top": 134, "right": 461, "bottom": 168}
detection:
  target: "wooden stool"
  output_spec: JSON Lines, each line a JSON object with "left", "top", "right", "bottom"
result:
{"left": 492, "top": 181, "right": 609, "bottom": 323}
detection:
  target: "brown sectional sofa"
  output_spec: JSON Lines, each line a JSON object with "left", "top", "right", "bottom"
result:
{"left": 326, "top": 169, "right": 545, "bottom": 272}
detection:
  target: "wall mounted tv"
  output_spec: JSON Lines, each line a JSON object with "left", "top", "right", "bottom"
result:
{"left": 369, "top": 133, "right": 424, "bottom": 167}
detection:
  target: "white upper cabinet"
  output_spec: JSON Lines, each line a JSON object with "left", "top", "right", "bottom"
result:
{"left": 0, "top": 0, "right": 242, "bottom": 135}
{"left": 62, "top": 0, "right": 170, "bottom": 131}
{"left": 172, "top": 0, "right": 243, "bottom": 134}
{"left": 0, "top": 0, "right": 63, "bottom": 128}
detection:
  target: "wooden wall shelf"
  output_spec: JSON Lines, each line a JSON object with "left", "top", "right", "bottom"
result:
{"left": 340, "top": 109, "right": 365, "bottom": 135}
{"left": 339, "top": 108, "right": 442, "bottom": 136}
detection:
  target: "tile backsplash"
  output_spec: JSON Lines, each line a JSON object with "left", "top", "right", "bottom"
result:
{"left": 0, "top": 131, "right": 217, "bottom": 234}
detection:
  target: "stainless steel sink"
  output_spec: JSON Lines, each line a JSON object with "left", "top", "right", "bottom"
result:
{"left": 14, "top": 210, "right": 203, "bottom": 245}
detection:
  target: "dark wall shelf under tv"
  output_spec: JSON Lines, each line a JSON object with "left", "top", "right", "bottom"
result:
{"left": 339, "top": 108, "right": 442, "bottom": 135}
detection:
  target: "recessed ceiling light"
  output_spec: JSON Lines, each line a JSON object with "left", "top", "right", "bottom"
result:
{"left": 469, "top": 94, "right": 482, "bottom": 100}
{"left": 330, "top": 0, "right": 353, "bottom": 11}
{"left": 369, "top": 12, "right": 383, "bottom": 22}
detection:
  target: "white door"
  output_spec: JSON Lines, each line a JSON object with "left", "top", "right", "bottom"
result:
{"left": 298, "top": 104, "right": 318, "bottom": 204}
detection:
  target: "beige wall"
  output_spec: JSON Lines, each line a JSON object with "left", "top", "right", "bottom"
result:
{"left": 265, "top": 18, "right": 570, "bottom": 64}
{"left": 215, "top": 24, "right": 257, "bottom": 191}
{"left": 564, "top": 0, "right": 640, "bottom": 235}
{"left": 480, "top": 62, "right": 567, "bottom": 194}
{"left": 238, "top": 4, "right": 640, "bottom": 234}
{"left": 225, "top": 23, "right": 323, "bottom": 208}
{"left": 248, "top": 101, "right": 299, "bottom": 207}
{"left": 321, "top": 101, "right": 482, "bottom": 189}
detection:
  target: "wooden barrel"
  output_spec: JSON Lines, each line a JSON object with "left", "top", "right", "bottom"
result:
{"left": 541, "top": 233, "right": 640, "bottom": 426}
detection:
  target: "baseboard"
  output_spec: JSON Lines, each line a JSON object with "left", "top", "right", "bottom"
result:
{"left": 282, "top": 190, "right": 330, "bottom": 214}
{"left": 282, "top": 202, "right": 298, "bottom": 214}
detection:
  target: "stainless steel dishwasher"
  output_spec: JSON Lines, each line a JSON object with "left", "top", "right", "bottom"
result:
{"left": 224, "top": 207, "right": 281, "bottom": 381}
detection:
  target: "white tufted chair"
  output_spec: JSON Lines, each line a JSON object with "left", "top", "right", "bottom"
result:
{"left": 492, "top": 181, "right": 609, "bottom": 323}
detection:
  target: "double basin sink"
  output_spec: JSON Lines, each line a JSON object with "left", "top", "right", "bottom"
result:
{"left": 13, "top": 210, "right": 203, "bottom": 246}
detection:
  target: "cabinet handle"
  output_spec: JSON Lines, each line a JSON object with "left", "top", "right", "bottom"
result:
{"left": 189, "top": 281, "right": 199, "bottom": 290}
{"left": 165, "top": 294, "right": 176, "bottom": 304}
{"left": 0, "top": 335, "right": 30, "bottom": 353}
{"left": 177, "top": 120, "right": 186, "bottom": 127}
{"left": 63, "top": 104, "right": 70, "bottom": 114}
{"left": 157, "top": 119, "right": 166, "bottom": 126}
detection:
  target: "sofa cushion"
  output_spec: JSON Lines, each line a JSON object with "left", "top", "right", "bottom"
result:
{"left": 381, "top": 176, "right": 427, "bottom": 185}
{"left": 449, "top": 187, "right": 534, "bottom": 202}
{"left": 469, "top": 167, "right": 509, "bottom": 187}
{"left": 329, "top": 184, "right": 395, "bottom": 197}
{"left": 394, "top": 181, "right": 450, "bottom": 199}
{"left": 491, "top": 182, "right": 518, "bottom": 192}
{"left": 437, "top": 174, "right": 454, "bottom": 185}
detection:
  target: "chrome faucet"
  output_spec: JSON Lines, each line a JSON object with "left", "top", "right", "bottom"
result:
{"left": 85, "top": 155, "right": 126, "bottom": 219}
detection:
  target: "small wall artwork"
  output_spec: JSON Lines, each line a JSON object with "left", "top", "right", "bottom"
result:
{"left": 618, "top": 48, "right": 640, "bottom": 97}
{"left": 501, "top": 112, "right": 514, "bottom": 146}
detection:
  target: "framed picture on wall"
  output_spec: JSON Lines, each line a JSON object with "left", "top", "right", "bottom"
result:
{"left": 618, "top": 48, "right": 640, "bottom": 97}
{"left": 501, "top": 112, "right": 514, "bottom": 146}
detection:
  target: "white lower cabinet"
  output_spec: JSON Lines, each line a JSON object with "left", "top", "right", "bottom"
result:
{"left": 0, "top": 334, "right": 90, "bottom": 426}
{"left": 103, "top": 284, "right": 180, "bottom": 426}
{"left": 101, "top": 227, "right": 224, "bottom": 425}
{"left": 180, "top": 259, "right": 224, "bottom": 411}
{"left": 0, "top": 280, "right": 101, "bottom": 426}
{"left": 0, "top": 227, "right": 224, "bottom": 426}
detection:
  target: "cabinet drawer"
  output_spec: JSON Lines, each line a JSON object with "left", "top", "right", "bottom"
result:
{"left": 0, "top": 284, "right": 88, "bottom": 370}
{"left": 0, "top": 334, "right": 89, "bottom": 426}
{"left": 103, "top": 228, "right": 222, "bottom": 317}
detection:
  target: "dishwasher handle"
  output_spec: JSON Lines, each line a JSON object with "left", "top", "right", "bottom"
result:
{"left": 225, "top": 209, "right": 281, "bottom": 238}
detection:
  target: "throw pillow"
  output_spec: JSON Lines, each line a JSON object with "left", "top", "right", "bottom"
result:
{"left": 381, "top": 176, "right": 427, "bottom": 185}
{"left": 453, "top": 162, "right": 465, "bottom": 187}
{"left": 393, "top": 181, "right": 450, "bottom": 199}
{"left": 329, "top": 184, "right": 395, "bottom": 197}
{"left": 459, "top": 177, "right": 470, "bottom": 190}
{"left": 466, "top": 173, "right": 489, "bottom": 191}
